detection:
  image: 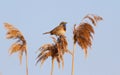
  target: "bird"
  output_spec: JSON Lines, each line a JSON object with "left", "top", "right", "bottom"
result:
{"left": 43, "top": 21, "right": 67, "bottom": 36}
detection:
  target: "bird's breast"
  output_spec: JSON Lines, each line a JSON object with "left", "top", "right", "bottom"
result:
{"left": 57, "top": 29, "right": 66, "bottom": 35}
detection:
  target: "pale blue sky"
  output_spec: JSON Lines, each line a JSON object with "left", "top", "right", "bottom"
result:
{"left": 0, "top": 0, "right": 120, "bottom": 75}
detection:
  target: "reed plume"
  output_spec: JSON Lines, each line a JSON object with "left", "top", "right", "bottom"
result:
{"left": 36, "top": 35, "right": 72, "bottom": 75}
{"left": 71, "top": 14, "right": 103, "bottom": 75}
{"left": 4, "top": 23, "right": 28, "bottom": 75}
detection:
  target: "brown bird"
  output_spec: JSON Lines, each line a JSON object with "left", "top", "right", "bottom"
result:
{"left": 43, "top": 21, "right": 67, "bottom": 36}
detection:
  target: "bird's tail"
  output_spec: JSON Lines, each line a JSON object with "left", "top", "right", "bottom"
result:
{"left": 43, "top": 32, "right": 50, "bottom": 34}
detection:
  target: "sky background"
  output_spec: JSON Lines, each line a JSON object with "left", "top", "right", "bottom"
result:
{"left": 0, "top": 0, "right": 120, "bottom": 75}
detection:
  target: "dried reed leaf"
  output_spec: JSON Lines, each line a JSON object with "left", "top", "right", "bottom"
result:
{"left": 56, "top": 57, "right": 60, "bottom": 69}
{"left": 57, "top": 35, "right": 68, "bottom": 55}
{"left": 39, "top": 44, "right": 53, "bottom": 51}
{"left": 4, "top": 23, "right": 18, "bottom": 30}
{"left": 36, "top": 51, "right": 52, "bottom": 65}
{"left": 65, "top": 49, "right": 73, "bottom": 55}
{"left": 36, "top": 43, "right": 54, "bottom": 65}
{"left": 4, "top": 23, "right": 23, "bottom": 40}
{"left": 36, "top": 44, "right": 53, "bottom": 59}
{"left": 58, "top": 35, "right": 68, "bottom": 49}
{"left": 19, "top": 42, "right": 27, "bottom": 64}
{"left": 19, "top": 51, "right": 23, "bottom": 64}
{"left": 9, "top": 42, "right": 22, "bottom": 55}
{"left": 6, "top": 30, "right": 22, "bottom": 39}
{"left": 83, "top": 14, "right": 103, "bottom": 26}
{"left": 51, "top": 37, "right": 57, "bottom": 43}
{"left": 60, "top": 55, "right": 64, "bottom": 69}
{"left": 92, "top": 14, "right": 103, "bottom": 22}
{"left": 21, "top": 44, "right": 27, "bottom": 52}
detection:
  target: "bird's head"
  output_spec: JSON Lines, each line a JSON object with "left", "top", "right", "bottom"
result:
{"left": 59, "top": 21, "right": 67, "bottom": 31}
{"left": 60, "top": 21, "right": 67, "bottom": 26}
{"left": 59, "top": 21, "right": 67, "bottom": 29}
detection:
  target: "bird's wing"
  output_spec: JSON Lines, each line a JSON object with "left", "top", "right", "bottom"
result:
{"left": 50, "top": 25, "right": 62, "bottom": 32}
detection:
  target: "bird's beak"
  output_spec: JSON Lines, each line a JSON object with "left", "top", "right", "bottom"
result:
{"left": 64, "top": 22, "right": 67, "bottom": 24}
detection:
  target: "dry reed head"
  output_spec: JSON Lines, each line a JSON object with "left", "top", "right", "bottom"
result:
{"left": 36, "top": 35, "right": 72, "bottom": 68}
{"left": 57, "top": 35, "right": 68, "bottom": 54}
{"left": 4, "top": 22, "right": 27, "bottom": 64}
{"left": 4, "top": 23, "right": 23, "bottom": 39}
{"left": 83, "top": 14, "right": 103, "bottom": 26}
{"left": 73, "top": 14, "right": 103, "bottom": 57}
